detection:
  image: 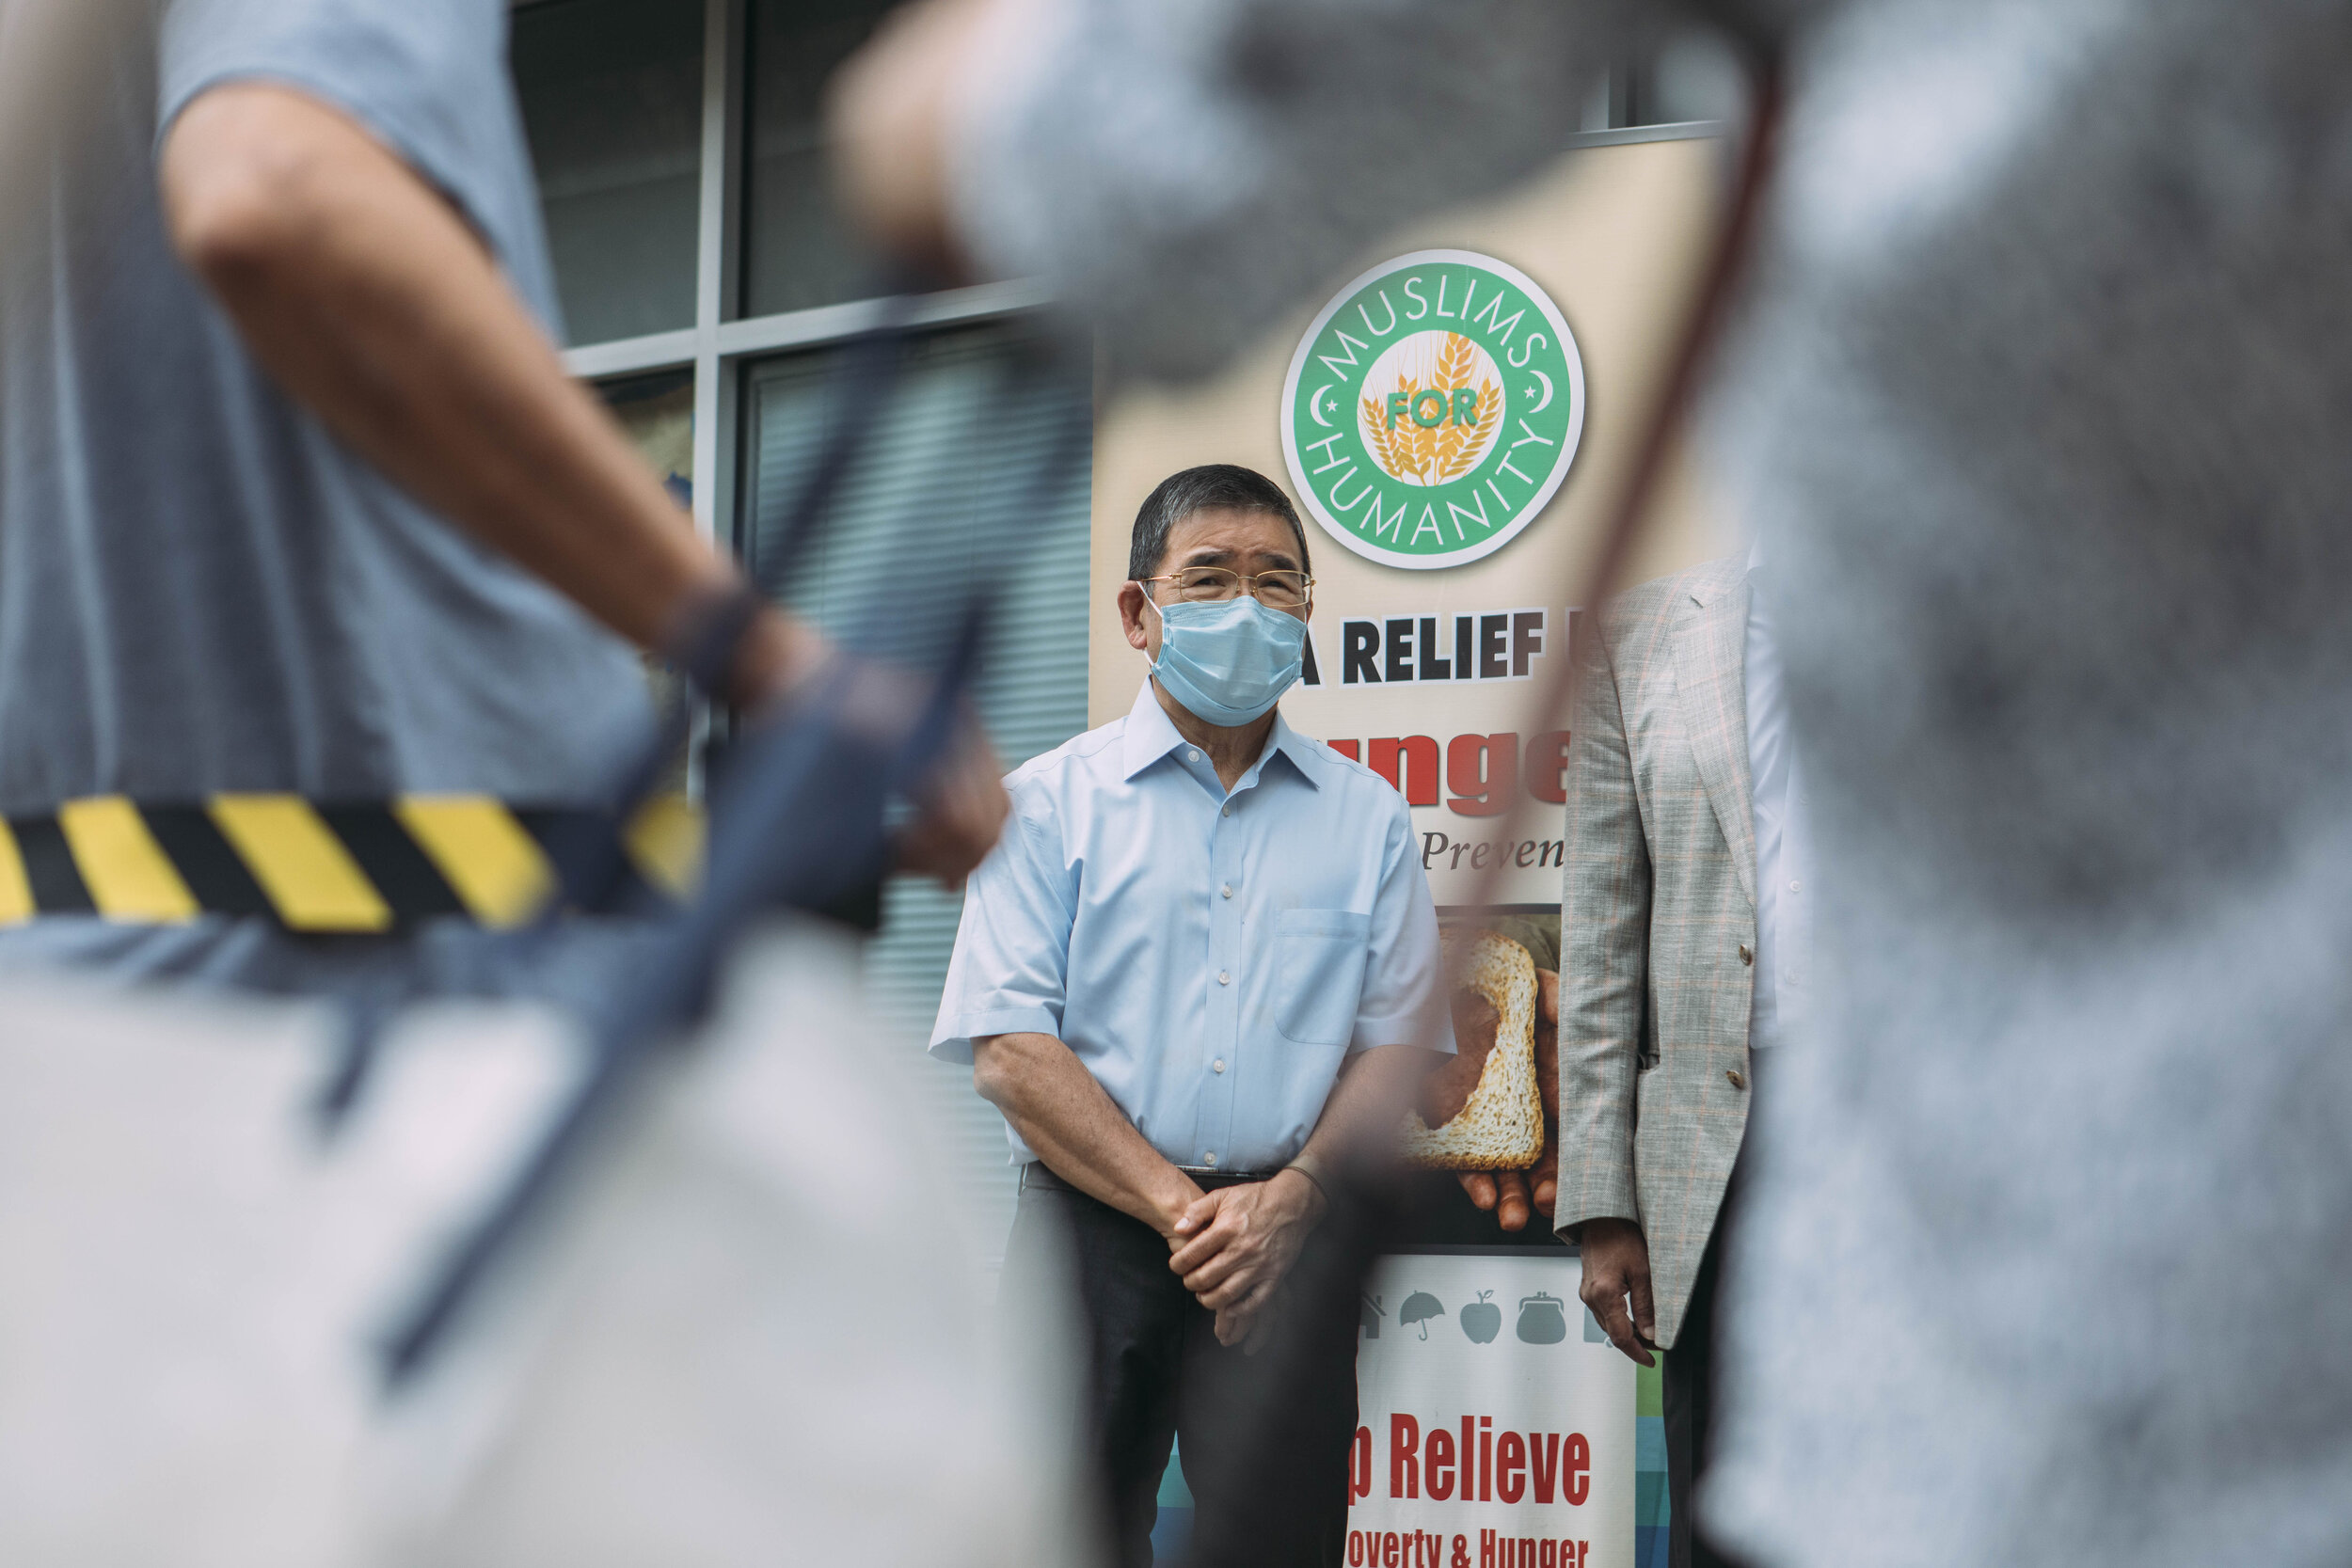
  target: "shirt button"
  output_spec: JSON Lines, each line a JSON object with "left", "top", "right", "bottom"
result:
{"left": 1220, "top": 883, "right": 1232, "bottom": 898}
{"left": 1738, "top": 944, "right": 1753, "bottom": 965}
{"left": 1217, "top": 971, "right": 1230, "bottom": 986}
{"left": 1221, "top": 803, "right": 1232, "bottom": 816}
{"left": 1187, "top": 749, "right": 1201, "bottom": 762}
{"left": 1789, "top": 879, "right": 1801, "bottom": 893}
{"left": 1213, "top": 1058, "right": 1226, "bottom": 1074}
{"left": 1727, "top": 1069, "right": 1747, "bottom": 1090}
{"left": 1203, "top": 1151, "right": 1218, "bottom": 1167}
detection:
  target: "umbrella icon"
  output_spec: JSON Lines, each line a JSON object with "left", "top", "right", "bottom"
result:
{"left": 1400, "top": 1291, "right": 1446, "bottom": 1340}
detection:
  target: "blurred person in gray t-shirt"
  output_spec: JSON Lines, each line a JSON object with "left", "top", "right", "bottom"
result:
{"left": 0, "top": 0, "right": 1003, "bottom": 999}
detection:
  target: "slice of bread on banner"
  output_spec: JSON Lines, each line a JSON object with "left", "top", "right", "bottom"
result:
{"left": 1401, "top": 929, "right": 1545, "bottom": 1170}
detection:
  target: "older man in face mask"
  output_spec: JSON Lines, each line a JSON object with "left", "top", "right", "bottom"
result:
{"left": 932, "top": 463, "right": 1453, "bottom": 1568}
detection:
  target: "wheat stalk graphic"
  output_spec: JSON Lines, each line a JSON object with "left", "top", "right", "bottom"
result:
{"left": 1359, "top": 333, "right": 1502, "bottom": 485}
{"left": 1361, "top": 380, "right": 1421, "bottom": 480}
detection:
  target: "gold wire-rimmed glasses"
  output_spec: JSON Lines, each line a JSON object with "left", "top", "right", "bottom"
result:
{"left": 1138, "top": 566, "right": 1314, "bottom": 610}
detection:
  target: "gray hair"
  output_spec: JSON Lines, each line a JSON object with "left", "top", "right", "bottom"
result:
{"left": 1128, "top": 464, "right": 1312, "bottom": 581}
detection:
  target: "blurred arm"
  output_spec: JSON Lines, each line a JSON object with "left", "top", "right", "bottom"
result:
{"left": 1298, "top": 1040, "right": 1433, "bottom": 1178}
{"left": 159, "top": 81, "right": 1008, "bottom": 879}
{"left": 1170, "top": 800, "right": 1454, "bottom": 1341}
{"left": 973, "top": 1031, "right": 1204, "bottom": 1236}
{"left": 158, "top": 81, "right": 814, "bottom": 703}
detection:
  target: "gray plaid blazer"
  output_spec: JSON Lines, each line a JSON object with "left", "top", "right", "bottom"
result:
{"left": 1552, "top": 556, "right": 1756, "bottom": 1350}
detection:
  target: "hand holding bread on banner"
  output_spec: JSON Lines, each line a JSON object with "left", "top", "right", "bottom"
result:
{"left": 1400, "top": 929, "right": 1563, "bottom": 1230}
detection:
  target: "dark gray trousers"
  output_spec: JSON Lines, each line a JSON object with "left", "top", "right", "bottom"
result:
{"left": 1008, "top": 1169, "right": 1361, "bottom": 1568}
{"left": 1660, "top": 1053, "right": 1763, "bottom": 1568}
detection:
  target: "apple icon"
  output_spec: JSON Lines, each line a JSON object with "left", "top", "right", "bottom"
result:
{"left": 1460, "top": 1291, "right": 1502, "bottom": 1344}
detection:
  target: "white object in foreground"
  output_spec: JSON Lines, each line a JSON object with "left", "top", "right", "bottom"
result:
{"left": 0, "top": 920, "right": 1090, "bottom": 1568}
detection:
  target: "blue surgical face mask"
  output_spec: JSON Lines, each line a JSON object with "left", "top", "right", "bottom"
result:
{"left": 1146, "top": 593, "right": 1307, "bottom": 727}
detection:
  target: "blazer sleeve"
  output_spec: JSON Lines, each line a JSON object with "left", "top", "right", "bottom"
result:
{"left": 1552, "top": 612, "right": 1650, "bottom": 1233}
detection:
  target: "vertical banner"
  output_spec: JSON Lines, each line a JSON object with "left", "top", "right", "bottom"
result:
{"left": 1090, "top": 133, "right": 1730, "bottom": 1566}
{"left": 1351, "top": 1253, "right": 1633, "bottom": 1568}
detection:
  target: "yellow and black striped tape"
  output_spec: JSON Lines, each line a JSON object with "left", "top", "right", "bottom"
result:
{"left": 0, "top": 794, "right": 704, "bottom": 933}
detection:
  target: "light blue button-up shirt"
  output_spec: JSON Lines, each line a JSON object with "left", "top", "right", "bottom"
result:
{"left": 932, "top": 682, "right": 1455, "bottom": 1173}
{"left": 1744, "top": 545, "right": 1814, "bottom": 1051}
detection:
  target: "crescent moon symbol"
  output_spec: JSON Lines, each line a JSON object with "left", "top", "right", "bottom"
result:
{"left": 1309, "top": 385, "right": 1336, "bottom": 427}
{"left": 1524, "top": 370, "right": 1553, "bottom": 414}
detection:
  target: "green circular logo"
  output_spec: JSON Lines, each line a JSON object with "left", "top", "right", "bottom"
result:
{"left": 1281, "top": 250, "right": 1583, "bottom": 570}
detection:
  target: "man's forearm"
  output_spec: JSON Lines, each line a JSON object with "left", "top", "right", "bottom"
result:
{"left": 973, "top": 1032, "right": 1201, "bottom": 1235}
{"left": 159, "top": 84, "right": 817, "bottom": 692}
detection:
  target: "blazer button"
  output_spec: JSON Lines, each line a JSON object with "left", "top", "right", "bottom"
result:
{"left": 1727, "top": 1069, "right": 1746, "bottom": 1090}
{"left": 1738, "top": 944, "right": 1753, "bottom": 965}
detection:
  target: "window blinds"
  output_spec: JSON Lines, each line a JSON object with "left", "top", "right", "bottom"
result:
{"left": 743, "top": 323, "right": 1093, "bottom": 1274}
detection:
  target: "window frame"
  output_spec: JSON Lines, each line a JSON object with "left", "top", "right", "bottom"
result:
{"left": 529, "top": 0, "right": 1044, "bottom": 564}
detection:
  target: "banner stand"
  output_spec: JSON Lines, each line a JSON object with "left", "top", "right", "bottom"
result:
{"left": 1343, "top": 1178, "right": 1663, "bottom": 1568}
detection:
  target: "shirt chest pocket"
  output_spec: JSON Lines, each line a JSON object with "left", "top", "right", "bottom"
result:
{"left": 1272, "top": 908, "right": 1372, "bottom": 1047}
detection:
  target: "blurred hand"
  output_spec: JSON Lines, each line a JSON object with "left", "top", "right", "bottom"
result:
{"left": 893, "top": 712, "right": 1010, "bottom": 889}
{"left": 729, "top": 604, "right": 833, "bottom": 710}
{"left": 1576, "top": 1217, "right": 1656, "bottom": 1367}
{"left": 739, "top": 625, "right": 1010, "bottom": 890}
{"left": 1168, "top": 1171, "right": 1324, "bottom": 1348}
{"left": 828, "top": 0, "right": 1009, "bottom": 276}
{"left": 1458, "top": 967, "right": 1560, "bottom": 1229}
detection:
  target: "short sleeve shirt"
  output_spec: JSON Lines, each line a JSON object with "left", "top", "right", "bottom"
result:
{"left": 932, "top": 683, "right": 1455, "bottom": 1173}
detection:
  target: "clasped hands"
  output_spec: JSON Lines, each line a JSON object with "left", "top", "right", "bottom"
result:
{"left": 1164, "top": 1167, "right": 1326, "bottom": 1352}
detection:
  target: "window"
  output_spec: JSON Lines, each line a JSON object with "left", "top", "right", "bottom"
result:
{"left": 1596, "top": 27, "right": 1748, "bottom": 131}
{"left": 739, "top": 0, "right": 902, "bottom": 319}
{"left": 601, "top": 368, "right": 695, "bottom": 506}
{"left": 512, "top": 0, "right": 705, "bottom": 344}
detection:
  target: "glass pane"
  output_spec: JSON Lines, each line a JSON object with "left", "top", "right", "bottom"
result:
{"left": 742, "top": 325, "right": 1092, "bottom": 1273}
{"left": 599, "top": 369, "right": 697, "bottom": 789}
{"left": 739, "top": 0, "right": 901, "bottom": 319}
{"left": 602, "top": 366, "right": 696, "bottom": 505}
{"left": 1635, "top": 31, "right": 1746, "bottom": 126}
{"left": 513, "top": 0, "right": 705, "bottom": 344}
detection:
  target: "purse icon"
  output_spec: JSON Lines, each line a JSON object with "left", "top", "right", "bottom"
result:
{"left": 1516, "top": 1291, "right": 1569, "bottom": 1345}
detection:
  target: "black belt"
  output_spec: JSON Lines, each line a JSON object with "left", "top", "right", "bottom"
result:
{"left": 1021, "top": 1163, "right": 1281, "bottom": 1195}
